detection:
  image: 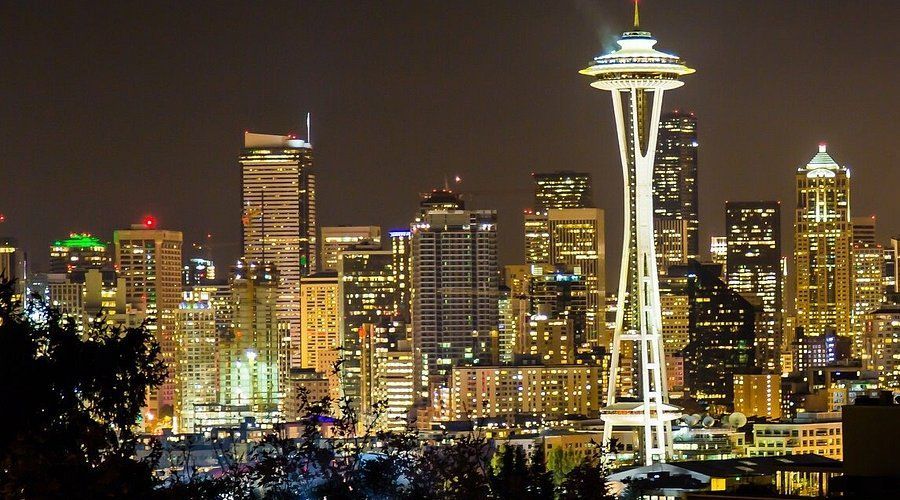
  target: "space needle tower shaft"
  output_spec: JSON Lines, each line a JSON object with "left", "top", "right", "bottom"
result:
{"left": 579, "top": 1, "right": 694, "bottom": 465}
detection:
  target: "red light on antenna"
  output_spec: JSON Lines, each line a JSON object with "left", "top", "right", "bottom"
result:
{"left": 143, "top": 216, "right": 157, "bottom": 228}
{"left": 0, "top": 214, "right": 5, "bottom": 223}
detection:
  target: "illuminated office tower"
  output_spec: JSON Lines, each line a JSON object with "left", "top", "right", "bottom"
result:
{"left": 547, "top": 208, "right": 605, "bottom": 345}
{"left": 0, "top": 237, "right": 21, "bottom": 283}
{"left": 189, "top": 280, "right": 233, "bottom": 336}
{"left": 183, "top": 257, "right": 216, "bottom": 286}
{"left": 358, "top": 319, "right": 415, "bottom": 430}
{"left": 49, "top": 233, "right": 111, "bottom": 274}
{"left": 726, "top": 201, "right": 782, "bottom": 373}
{"left": 580, "top": 4, "right": 692, "bottom": 463}
{"left": 851, "top": 243, "right": 884, "bottom": 359}
{"left": 865, "top": 305, "right": 900, "bottom": 390}
{"left": 676, "top": 261, "right": 756, "bottom": 408}
{"left": 114, "top": 219, "right": 183, "bottom": 415}
{"left": 45, "top": 273, "right": 84, "bottom": 323}
{"left": 300, "top": 271, "right": 341, "bottom": 398}
{"left": 220, "top": 261, "right": 284, "bottom": 418}
{"left": 532, "top": 171, "right": 593, "bottom": 211}
{"left": 851, "top": 216, "right": 876, "bottom": 245}
{"left": 654, "top": 111, "right": 699, "bottom": 260}
{"left": 320, "top": 226, "right": 381, "bottom": 272}
{"left": 659, "top": 291, "right": 690, "bottom": 356}
{"left": 710, "top": 236, "right": 727, "bottom": 266}
{"left": 654, "top": 218, "right": 689, "bottom": 276}
{"left": 528, "top": 266, "right": 589, "bottom": 346}
{"left": 524, "top": 210, "right": 551, "bottom": 264}
{"left": 173, "top": 292, "right": 218, "bottom": 434}
{"left": 882, "top": 243, "right": 896, "bottom": 296}
{"left": 412, "top": 209, "right": 498, "bottom": 389}
{"left": 733, "top": 374, "right": 782, "bottom": 419}
{"left": 794, "top": 144, "right": 852, "bottom": 338}
{"left": 390, "top": 230, "right": 413, "bottom": 320}
{"left": 339, "top": 243, "right": 397, "bottom": 413}
{"left": 240, "top": 131, "right": 316, "bottom": 371}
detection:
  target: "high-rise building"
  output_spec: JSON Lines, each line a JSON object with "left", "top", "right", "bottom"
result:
{"left": 710, "top": 236, "right": 727, "bottom": 267}
{"left": 320, "top": 226, "right": 381, "bottom": 272}
{"left": 219, "top": 261, "right": 284, "bottom": 418}
{"left": 532, "top": 171, "right": 593, "bottom": 212}
{"left": 726, "top": 201, "right": 782, "bottom": 373}
{"left": 676, "top": 261, "right": 756, "bottom": 408}
{"left": 851, "top": 216, "right": 876, "bottom": 245}
{"left": 654, "top": 110, "right": 699, "bottom": 260}
{"left": 183, "top": 257, "right": 216, "bottom": 286}
{"left": 49, "top": 233, "right": 111, "bottom": 274}
{"left": 794, "top": 144, "right": 853, "bottom": 339}
{"left": 240, "top": 131, "right": 316, "bottom": 371}
{"left": 173, "top": 292, "right": 218, "bottom": 434}
{"left": 654, "top": 218, "right": 689, "bottom": 276}
{"left": 412, "top": 209, "right": 498, "bottom": 389}
{"left": 0, "top": 237, "right": 22, "bottom": 284}
{"left": 339, "top": 244, "right": 397, "bottom": 413}
{"left": 733, "top": 373, "right": 782, "bottom": 419}
{"left": 851, "top": 243, "right": 884, "bottom": 359}
{"left": 389, "top": 230, "right": 413, "bottom": 320}
{"left": 114, "top": 220, "right": 183, "bottom": 415}
{"left": 299, "top": 272, "right": 341, "bottom": 399}
{"left": 864, "top": 305, "right": 900, "bottom": 390}
{"left": 547, "top": 208, "right": 605, "bottom": 345}
{"left": 580, "top": 4, "right": 692, "bottom": 463}
{"left": 523, "top": 210, "right": 550, "bottom": 264}
{"left": 528, "top": 266, "right": 589, "bottom": 346}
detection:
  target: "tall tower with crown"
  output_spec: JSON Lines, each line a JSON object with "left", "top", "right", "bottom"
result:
{"left": 579, "top": 1, "right": 693, "bottom": 465}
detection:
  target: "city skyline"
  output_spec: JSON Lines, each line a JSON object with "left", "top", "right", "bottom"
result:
{"left": 1, "top": 1, "right": 898, "bottom": 284}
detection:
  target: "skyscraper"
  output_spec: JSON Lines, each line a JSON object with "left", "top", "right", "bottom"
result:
{"left": 339, "top": 243, "right": 397, "bottom": 413}
{"left": 49, "top": 233, "right": 111, "bottom": 274}
{"left": 794, "top": 144, "right": 852, "bottom": 339}
{"left": 532, "top": 171, "right": 593, "bottom": 212}
{"left": 677, "top": 261, "right": 756, "bottom": 408}
{"left": 240, "top": 131, "right": 316, "bottom": 370}
{"left": 220, "top": 261, "right": 284, "bottom": 419}
{"left": 726, "top": 201, "right": 782, "bottom": 372}
{"left": 580, "top": 3, "right": 692, "bottom": 464}
{"left": 320, "top": 226, "right": 381, "bottom": 272}
{"left": 412, "top": 208, "right": 498, "bottom": 390}
{"left": 114, "top": 220, "right": 183, "bottom": 416}
{"left": 523, "top": 210, "right": 550, "bottom": 264}
{"left": 654, "top": 110, "right": 699, "bottom": 260}
{"left": 173, "top": 291, "right": 218, "bottom": 434}
{"left": 299, "top": 271, "right": 341, "bottom": 397}
{"left": 547, "top": 208, "right": 605, "bottom": 345}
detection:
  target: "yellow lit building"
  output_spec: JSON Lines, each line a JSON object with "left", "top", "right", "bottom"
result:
{"left": 747, "top": 413, "right": 842, "bottom": 460}
{"left": 794, "top": 144, "right": 852, "bottom": 340}
{"left": 733, "top": 373, "right": 782, "bottom": 419}
{"left": 319, "top": 226, "right": 381, "bottom": 272}
{"left": 299, "top": 272, "right": 341, "bottom": 396}
{"left": 114, "top": 221, "right": 183, "bottom": 415}
{"left": 173, "top": 292, "right": 218, "bottom": 434}
{"left": 447, "top": 365, "right": 601, "bottom": 422}
{"left": 864, "top": 305, "right": 900, "bottom": 390}
{"left": 851, "top": 243, "right": 884, "bottom": 359}
{"left": 524, "top": 210, "right": 550, "bottom": 265}
{"left": 547, "top": 208, "right": 606, "bottom": 345}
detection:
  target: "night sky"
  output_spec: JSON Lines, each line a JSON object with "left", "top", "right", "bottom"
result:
{"left": 2, "top": 1, "right": 898, "bottom": 287}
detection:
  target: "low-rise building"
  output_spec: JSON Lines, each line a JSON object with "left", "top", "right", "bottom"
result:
{"left": 747, "top": 412, "right": 842, "bottom": 460}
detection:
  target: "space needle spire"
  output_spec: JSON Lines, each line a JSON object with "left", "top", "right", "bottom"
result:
{"left": 580, "top": 2, "right": 694, "bottom": 465}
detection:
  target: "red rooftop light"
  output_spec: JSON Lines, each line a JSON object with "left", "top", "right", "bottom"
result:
{"left": 143, "top": 216, "right": 157, "bottom": 228}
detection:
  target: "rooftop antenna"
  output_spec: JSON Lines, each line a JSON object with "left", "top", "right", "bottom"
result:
{"left": 306, "top": 112, "right": 312, "bottom": 144}
{"left": 443, "top": 175, "right": 450, "bottom": 191}
{"left": 633, "top": 0, "right": 640, "bottom": 29}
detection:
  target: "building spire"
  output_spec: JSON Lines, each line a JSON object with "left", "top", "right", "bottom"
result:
{"left": 633, "top": 0, "right": 640, "bottom": 29}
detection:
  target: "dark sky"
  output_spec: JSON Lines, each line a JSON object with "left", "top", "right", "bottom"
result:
{"left": 2, "top": 1, "right": 898, "bottom": 287}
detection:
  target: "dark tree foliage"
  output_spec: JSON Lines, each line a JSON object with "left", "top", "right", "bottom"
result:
{"left": 0, "top": 281, "right": 167, "bottom": 498}
{"left": 558, "top": 448, "right": 615, "bottom": 500}
{"left": 526, "top": 443, "right": 556, "bottom": 499}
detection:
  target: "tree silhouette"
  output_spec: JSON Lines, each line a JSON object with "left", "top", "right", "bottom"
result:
{"left": 0, "top": 281, "right": 166, "bottom": 497}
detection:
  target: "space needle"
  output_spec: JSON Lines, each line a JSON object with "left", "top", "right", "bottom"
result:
{"left": 580, "top": 1, "right": 693, "bottom": 465}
